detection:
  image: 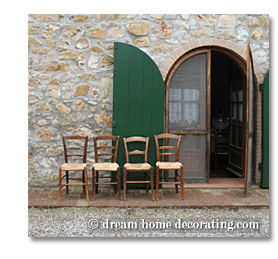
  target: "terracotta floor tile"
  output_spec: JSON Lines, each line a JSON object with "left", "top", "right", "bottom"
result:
{"left": 28, "top": 183, "right": 269, "bottom": 208}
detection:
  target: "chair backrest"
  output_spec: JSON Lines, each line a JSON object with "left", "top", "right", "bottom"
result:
{"left": 123, "top": 136, "right": 149, "bottom": 163}
{"left": 93, "top": 135, "right": 120, "bottom": 163}
{"left": 62, "top": 135, "right": 88, "bottom": 163}
{"left": 154, "top": 133, "right": 182, "bottom": 162}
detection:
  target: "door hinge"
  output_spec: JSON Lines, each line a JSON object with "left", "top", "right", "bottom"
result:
{"left": 112, "top": 120, "right": 117, "bottom": 128}
{"left": 259, "top": 83, "right": 263, "bottom": 91}
{"left": 258, "top": 162, "right": 262, "bottom": 171}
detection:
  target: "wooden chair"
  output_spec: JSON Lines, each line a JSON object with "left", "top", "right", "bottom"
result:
{"left": 123, "top": 136, "right": 154, "bottom": 201}
{"left": 92, "top": 135, "right": 120, "bottom": 200}
{"left": 59, "top": 135, "right": 89, "bottom": 201}
{"left": 154, "top": 133, "right": 185, "bottom": 200}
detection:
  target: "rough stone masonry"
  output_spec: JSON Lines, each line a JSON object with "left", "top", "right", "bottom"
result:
{"left": 28, "top": 14, "right": 269, "bottom": 187}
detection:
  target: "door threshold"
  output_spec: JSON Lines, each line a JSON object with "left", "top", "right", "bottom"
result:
{"left": 163, "top": 178, "right": 258, "bottom": 189}
{"left": 185, "top": 178, "right": 243, "bottom": 189}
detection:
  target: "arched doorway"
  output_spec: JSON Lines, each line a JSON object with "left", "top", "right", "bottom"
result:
{"left": 165, "top": 46, "right": 254, "bottom": 189}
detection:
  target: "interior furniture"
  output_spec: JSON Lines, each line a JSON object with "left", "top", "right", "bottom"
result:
{"left": 59, "top": 135, "right": 89, "bottom": 201}
{"left": 154, "top": 133, "right": 185, "bottom": 200}
{"left": 92, "top": 135, "right": 120, "bottom": 200}
{"left": 123, "top": 136, "right": 154, "bottom": 201}
{"left": 213, "top": 130, "right": 229, "bottom": 174}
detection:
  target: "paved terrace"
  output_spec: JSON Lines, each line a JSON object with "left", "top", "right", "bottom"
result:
{"left": 28, "top": 179, "right": 269, "bottom": 208}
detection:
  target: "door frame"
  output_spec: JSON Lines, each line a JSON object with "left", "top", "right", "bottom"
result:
{"left": 244, "top": 44, "right": 256, "bottom": 194}
{"left": 165, "top": 46, "right": 252, "bottom": 184}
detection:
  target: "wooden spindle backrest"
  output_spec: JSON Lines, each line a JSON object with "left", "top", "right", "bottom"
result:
{"left": 93, "top": 135, "right": 120, "bottom": 163}
{"left": 123, "top": 136, "right": 149, "bottom": 163}
{"left": 154, "top": 133, "right": 182, "bottom": 162}
{"left": 62, "top": 135, "right": 88, "bottom": 163}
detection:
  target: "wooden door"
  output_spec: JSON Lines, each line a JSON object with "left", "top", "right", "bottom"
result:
{"left": 244, "top": 44, "right": 255, "bottom": 195}
{"left": 227, "top": 62, "right": 244, "bottom": 177}
{"left": 112, "top": 42, "right": 164, "bottom": 187}
{"left": 166, "top": 50, "right": 210, "bottom": 183}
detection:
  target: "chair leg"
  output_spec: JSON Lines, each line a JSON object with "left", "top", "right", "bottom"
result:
{"left": 180, "top": 166, "right": 185, "bottom": 200}
{"left": 145, "top": 172, "right": 149, "bottom": 194}
{"left": 117, "top": 168, "right": 121, "bottom": 200}
{"left": 150, "top": 168, "right": 154, "bottom": 201}
{"left": 66, "top": 171, "right": 69, "bottom": 194}
{"left": 82, "top": 170, "right": 86, "bottom": 194}
{"left": 175, "top": 169, "right": 179, "bottom": 193}
{"left": 92, "top": 168, "right": 95, "bottom": 201}
{"left": 156, "top": 167, "right": 160, "bottom": 201}
{"left": 126, "top": 171, "right": 129, "bottom": 194}
{"left": 59, "top": 168, "right": 62, "bottom": 201}
{"left": 113, "top": 171, "right": 117, "bottom": 194}
{"left": 96, "top": 171, "right": 99, "bottom": 194}
{"left": 123, "top": 168, "right": 127, "bottom": 201}
{"left": 84, "top": 167, "right": 89, "bottom": 202}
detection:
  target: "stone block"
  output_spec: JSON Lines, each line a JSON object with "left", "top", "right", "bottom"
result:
{"left": 128, "top": 21, "right": 149, "bottom": 36}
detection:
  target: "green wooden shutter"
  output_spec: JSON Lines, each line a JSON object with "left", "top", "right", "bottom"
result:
{"left": 112, "top": 42, "right": 164, "bottom": 187}
{"left": 261, "top": 70, "right": 269, "bottom": 188}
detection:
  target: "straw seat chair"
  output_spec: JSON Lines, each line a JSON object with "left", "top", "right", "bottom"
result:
{"left": 92, "top": 135, "right": 120, "bottom": 200}
{"left": 59, "top": 135, "right": 89, "bottom": 201}
{"left": 123, "top": 136, "right": 154, "bottom": 201}
{"left": 154, "top": 133, "right": 185, "bottom": 200}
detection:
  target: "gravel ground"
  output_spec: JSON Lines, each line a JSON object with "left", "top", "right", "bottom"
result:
{"left": 28, "top": 207, "right": 269, "bottom": 237}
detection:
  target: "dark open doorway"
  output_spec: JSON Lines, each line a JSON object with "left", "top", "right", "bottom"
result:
{"left": 210, "top": 50, "right": 245, "bottom": 178}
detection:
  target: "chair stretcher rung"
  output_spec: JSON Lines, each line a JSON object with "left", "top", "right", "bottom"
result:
{"left": 126, "top": 181, "right": 151, "bottom": 184}
{"left": 95, "top": 182, "right": 118, "bottom": 185}
{"left": 161, "top": 176, "right": 180, "bottom": 179}
{"left": 62, "top": 183, "right": 85, "bottom": 186}
{"left": 159, "top": 182, "right": 181, "bottom": 185}
{"left": 68, "top": 177, "right": 84, "bottom": 181}
{"left": 61, "top": 174, "right": 84, "bottom": 181}
{"left": 161, "top": 175, "right": 181, "bottom": 179}
{"left": 96, "top": 176, "right": 116, "bottom": 178}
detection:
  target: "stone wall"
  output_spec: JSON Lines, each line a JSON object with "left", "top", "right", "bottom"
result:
{"left": 28, "top": 14, "right": 269, "bottom": 187}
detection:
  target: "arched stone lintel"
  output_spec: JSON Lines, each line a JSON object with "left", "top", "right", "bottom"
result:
{"left": 161, "top": 38, "right": 264, "bottom": 84}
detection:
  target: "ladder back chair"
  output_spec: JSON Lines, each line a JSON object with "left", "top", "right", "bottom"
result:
{"left": 154, "top": 133, "right": 185, "bottom": 200}
{"left": 92, "top": 135, "right": 120, "bottom": 200}
{"left": 123, "top": 136, "right": 154, "bottom": 201}
{"left": 59, "top": 135, "right": 89, "bottom": 201}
